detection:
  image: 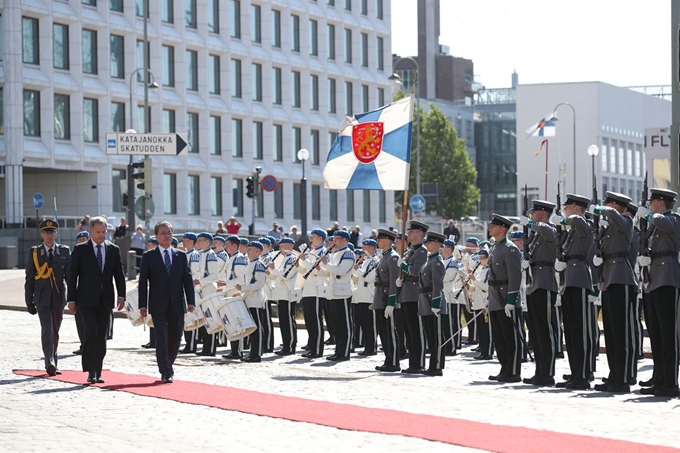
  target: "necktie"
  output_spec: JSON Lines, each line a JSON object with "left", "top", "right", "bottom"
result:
{"left": 48, "top": 248, "right": 53, "bottom": 262}
{"left": 164, "top": 249, "right": 172, "bottom": 274}
{"left": 96, "top": 244, "right": 103, "bottom": 271}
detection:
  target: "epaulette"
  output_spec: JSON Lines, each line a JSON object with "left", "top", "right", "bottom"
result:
{"left": 217, "top": 251, "right": 228, "bottom": 261}
{"left": 189, "top": 253, "right": 201, "bottom": 262}
{"left": 205, "top": 253, "right": 218, "bottom": 262}
{"left": 254, "top": 261, "right": 266, "bottom": 272}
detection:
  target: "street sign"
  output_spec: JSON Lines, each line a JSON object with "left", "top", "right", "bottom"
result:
{"left": 410, "top": 194, "right": 426, "bottom": 212}
{"left": 135, "top": 196, "right": 155, "bottom": 221}
{"left": 261, "top": 174, "right": 278, "bottom": 192}
{"left": 105, "top": 133, "right": 189, "bottom": 156}
{"left": 32, "top": 193, "right": 44, "bottom": 210}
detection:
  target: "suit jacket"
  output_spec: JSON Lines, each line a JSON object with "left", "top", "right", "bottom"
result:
{"left": 138, "top": 247, "right": 195, "bottom": 316}
{"left": 67, "top": 240, "right": 126, "bottom": 308}
{"left": 25, "top": 243, "right": 70, "bottom": 309}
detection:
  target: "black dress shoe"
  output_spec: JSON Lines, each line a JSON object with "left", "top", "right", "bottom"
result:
{"left": 161, "top": 375, "right": 173, "bottom": 383}
{"left": 474, "top": 354, "right": 493, "bottom": 360}
{"left": 562, "top": 373, "right": 572, "bottom": 380}
{"left": 141, "top": 342, "right": 155, "bottom": 349}
{"left": 86, "top": 375, "right": 96, "bottom": 384}
{"left": 488, "top": 374, "right": 500, "bottom": 381}
{"left": 95, "top": 376, "right": 105, "bottom": 384}
{"left": 303, "top": 353, "right": 322, "bottom": 359}
{"left": 325, "top": 355, "right": 338, "bottom": 361}
{"left": 358, "top": 351, "right": 377, "bottom": 356}
{"left": 302, "top": 345, "right": 310, "bottom": 350}
{"left": 639, "top": 386, "right": 656, "bottom": 395}
{"left": 522, "top": 377, "right": 535, "bottom": 385}
{"left": 179, "top": 348, "right": 195, "bottom": 354}
{"left": 497, "top": 375, "right": 522, "bottom": 383}
{"left": 653, "top": 387, "right": 680, "bottom": 397}
{"left": 555, "top": 380, "right": 572, "bottom": 388}
{"left": 532, "top": 376, "right": 555, "bottom": 387}
{"left": 423, "top": 369, "right": 443, "bottom": 377}
{"left": 242, "top": 356, "right": 261, "bottom": 363}
{"left": 328, "top": 356, "right": 349, "bottom": 362}
{"left": 264, "top": 349, "right": 274, "bottom": 353}
{"left": 471, "top": 346, "right": 481, "bottom": 352}
{"left": 566, "top": 379, "right": 590, "bottom": 390}
{"left": 593, "top": 383, "right": 610, "bottom": 392}
{"left": 324, "top": 339, "right": 336, "bottom": 345}
{"left": 464, "top": 340, "right": 478, "bottom": 346}
{"left": 639, "top": 378, "right": 654, "bottom": 387}
{"left": 46, "top": 365, "right": 57, "bottom": 377}
{"left": 55, "top": 369, "right": 62, "bottom": 375}
{"left": 275, "top": 350, "right": 295, "bottom": 356}
{"left": 401, "top": 367, "right": 425, "bottom": 374}
{"left": 555, "top": 352, "right": 565, "bottom": 359}
{"left": 376, "top": 365, "right": 401, "bottom": 372}
{"left": 222, "top": 353, "right": 242, "bottom": 360}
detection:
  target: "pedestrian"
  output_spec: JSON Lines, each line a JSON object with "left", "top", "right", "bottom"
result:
{"left": 226, "top": 216, "right": 242, "bottom": 234}
{"left": 138, "top": 221, "right": 196, "bottom": 383}
{"left": 113, "top": 218, "right": 128, "bottom": 242}
{"left": 215, "top": 221, "right": 228, "bottom": 236}
{"left": 24, "top": 219, "right": 70, "bottom": 376}
{"left": 78, "top": 215, "right": 90, "bottom": 232}
{"left": 289, "top": 225, "right": 301, "bottom": 242}
{"left": 269, "top": 222, "right": 282, "bottom": 239}
{"left": 130, "top": 225, "right": 146, "bottom": 267}
{"left": 443, "top": 220, "right": 460, "bottom": 242}
{"left": 67, "top": 216, "right": 126, "bottom": 384}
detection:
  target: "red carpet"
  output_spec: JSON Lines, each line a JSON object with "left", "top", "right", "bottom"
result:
{"left": 14, "top": 369, "right": 677, "bottom": 453}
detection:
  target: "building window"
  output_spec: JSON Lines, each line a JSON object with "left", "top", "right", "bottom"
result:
{"left": 209, "top": 54, "right": 220, "bottom": 94}
{"left": 626, "top": 145, "right": 633, "bottom": 176}
{"left": 210, "top": 115, "right": 221, "bottom": 155}
{"left": 186, "top": 50, "right": 198, "bottom": 91}
{"left": 53, "top": 24, "right": 69, "bottom": 70}
{"left": 312, "top": 185, "right": 321, "bottom": 220}
{"left": 82, "top": 29, "right": 97, "bottom": 74}
{"left": 110, "top": 35, "right": 124, "bottom": 79}
{"left": 618, "top": 144, "right": 625, "bottom": 175}
{"left": 188, "top": 175, "right": 200, "bottom": 215}
{"left": 272, "top": 67, "right": 282, "bottom": 105}
{"left": 111, "top": 101, "right": 125, "bottom": 132}
{"left": 187, "top": 112, "right": 199, "bottom": 153}
{"left": 344, "top": 29, "right": 352, "bottom": 63}
{"left": 345, "top": 81, "right": 353, "bottom": 115}
{"left": 22, "top": 17, "right": 39, "bottom": 64}
{"left": 310, "top": 74, "right": 319, "bottom": 111}
{"left": 328, "top": 78, "right": 336, "bottom": 113}
{"left": 230, "top": 0, "right": 241, "bottom": 38}
{"left": 293, "top": 183, "right": 301, "bottom": 219}
{"left": 635, "top": 146, "right": 641, "bottom": 177}
{"left": 110, "top": 0, "right": 124, "bottom": 12}
{"left": 232, "top": 179, "right": 244, "bottom": 216}
{"left": 164, "top": 173, "right": 177, "bottom": 214}
{"left": 310, "top": 19, "right": 318, "bottom": 56}
{"left": 162, "top": 109, "right": 176, "bottom": 133}
{"left": 137, "top": 104, "right": 150, "bottom": 133}
{"left": 363, "top": 190, "right": 371, "bottom": 222}
{"left": 327, "top": 24, "right": 335, "bottom": 60}
{"left": 54, "top": 94, "right": 70, "bottom": 140}
{"left": 185, "top": 0, "right": 197, "bottom": 28}
{"left": 311, "top": 129, "right": 320, "bottom": 165}
{"left": 377, "top": 0, "right": 383, "bottom": 19}
{"left": 0, "top": 89, "right": 4, "bottom": 134}
{"left": 362, "top": 84, "right": 369, "bottom": 111}
{"left": 211, "top": 177, "right": 223, "bottom": 216}
{"left": 346, "top": 191, "right": 355, "bottom": 222}
{"left": 292, "top": 71, "right": 301, "bottom": 108}
{"left": 360, "top": 32, "right": 368, "bottom": 67}
{"left": 252, "top": 63, "right": 262, "bottom": 101}
{"left": 291, "top": 15, "right": 300, "bottom": 52}
{"left": 293, "top": 127, "right": 302, "bottom": 163}
{"left": 136, "top": 40, "right": 150, "bottom": 81}
{"left": 231, "top": 59, "right": 242, "bottom": 97}
{"left": 232, "top": 118, "right": 243, "bottom": 157}
{"left": 274, "top": 182, "right": 284, "bottom": 218}
{"left": 253, "top": 121, "right": 263, "bottom": 160}
{"left": 162, "top": 45, "right": 175, "bottom": 87}
{"left": 378, "top": 190, "right": 386, "bottom": 222}
{"left": 328, "top": 0, "right": 335, "bottom": 5}
{"left": 112, "top": 169, "right": 125, "bottom": 212}
{"left": 251, "top": 4, "right": 261, "bottom": 43}
{"left": 378, "top": 87, "right": 384, "bottom": 107}
{"left": 273, "top": 124, "right": 283, "bottom": 161}
{"left": 83, "top": 98, "right": 98, "bottom": 142}
{"left": 361, "top": 0, "right": 368, "bottom": 15}
{"left": 329, "top": 190, "right": 338, "bottom": 220}
{"left": 609, "top": 141, "right": 616, "bottom": 173}
{"left": 271, "top": 9, "right": 281, "bottom": 48}
{"left": 208, "top": 0, "right": 219, "bottom": 33}
{"left": 83, "top": 0, "right": 97, "bottom": 6}
{"left": 377, "top": 36, "right": 384, "bottom": 71}
{"left": 161, "top": 0, "right": 173, "bottom": 23}
{"left": 345, "top": 0, "right": 352, "bottom": 10}
{"left": 136, "top": 0, "right": 149, "bottom": 17}
{"left": 23, "top": 90, "right": 40, "bottom": 137}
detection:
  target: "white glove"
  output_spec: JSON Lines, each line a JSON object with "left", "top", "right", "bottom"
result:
{"left": 637, "top": 256, "right": 651, "bottom": 267}
{"left": 635, "top": 207, "right": 649, "bottom": 218}
{"left": 504, "top": 303, "right": 515, "bottom": 317}
{"left": 395, "top": 277, "right": 403, "bottom": 287}
{"left": 592, "top": 256, "right": 603, "bottom": 267}
{"left": 431, "top": 307, "right": 440, "bottom": 316}
{"left": 519, "top": 215, "right": 530, "bottom": 226}
{"left": 384, "top": 305, "right": 395, "bottom": 318}
{"left": 587, "top": 294, "right": 599, "bottom": 304}
{"left": 554, "top": 260, "right": 567, "bottom": 272}
{"left": 587, "top": 204, "right": 597, "bottom": 215}
{"left": 397, "top": 257, "right": 405, "bottom": 267}
{"left": 550, "top": 214, "right": 564, "bottom": 225}
{"left": 521, "top": 260, "right": 530, "bottom": 270}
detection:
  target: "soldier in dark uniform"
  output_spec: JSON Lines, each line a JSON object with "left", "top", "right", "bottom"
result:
{"left": 373, "top": 229, "right": 402, "bottom": 372}
{"left": 487, "top": 214, "right": 523, "bottom": 383}
{"left": 591, "top": 191, "right": 637, "bottom": 393}
{"left": 24, "top": 219, "right": 70, "bottom": 376}
{"left": 397, "top": 220, "right": 430, "bottom": 374}
{"left": 624, "top": 202, "right": 644, "bottom": 364}
{"left": 553, "top": 194, "right": 595, "bottom": 390}
{"left": 520, "top": 200, "right": 559, "bottom": 387}
{"left": 636, "top": 188, "right": 680, "bottom": 397}
{"left": 418, "top": 232, "right": 447, "bottom": 376}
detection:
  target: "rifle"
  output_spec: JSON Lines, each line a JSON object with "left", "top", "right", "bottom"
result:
{"left": 523, "top": 184, "right": 532, "bottom": 286}
{"left": 592, "top": 182, "right": 602, "bottom": 257}
{"left": 303, "top": 244, "right": 337, "bottom": 279}
{"left": 555, "top": 190, "right": 567, "bottom": 288}
{"left": 639, "top": 173, "right": 650, "bottom": 285}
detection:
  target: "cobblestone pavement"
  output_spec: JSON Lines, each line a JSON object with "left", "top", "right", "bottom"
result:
{"left": 1, "top": 308, "right": 678, "bottom": 452}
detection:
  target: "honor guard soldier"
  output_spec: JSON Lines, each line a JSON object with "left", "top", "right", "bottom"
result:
{"left": 520, "top": 200, "right": 559, "bottom": 387}
{"left": 397, "top": 220, "right": 430, "bottom": 374}
{"left": 25, "top": 219, "right": 70, "bottom": 376}
{"left": 462, "top": 237, "right": 482, "bottom": 345}
{"left": 487, "top": 214, "right": 523, "bottom": 383}
{"left": 553, "top": 194, "right": 595, "bottom": 389}
{"left": 590, "top": 191, "right": 637, "bottom": 393}
{"left": 352, "top": 239, "right": 379, "bottom": 356}
{"left": 636, "top": 188, "right": 680, "bottom": 397}
{"left": 623, "top": 203, "right": 645, "bottom": 364}
{"left": 297, "top": 229, "right": 330, "bottom": 358}
{"left": 221, "top": 235, "right": 248, "bottom": 359}
{"left": 373, "top": 229, "right": 402, "bottom": 372}
{"left": 235, "top": 241, "right": 267, "bottom": 362}
{"left": 194, "top": 233, "right": 219, "bottom": 356}
{"left": 266, "top": 237, "right": 299, "bottom": 355}
{"left": 441, "top": 239, "right": 463, "bottom": 355}
{"left": 419, "top": 232, "right": 448, "bottom": 376}
{"left": 181, "top": 233, "right": 200, "bottom": 353}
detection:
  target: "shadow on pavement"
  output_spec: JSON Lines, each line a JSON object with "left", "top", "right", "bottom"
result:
{"left": 271, "top": 375, "right": 356, "bottom": 382}
{"left": 29, "top": 385, "right": 85, "bottom": 394}
{"left": 571, "top": 392, "right": 615, "bottom": 399}
{"left": 624, "top": 396, "right": 676, "bottom": 404}
{"left": 0, "top": 376, "right": 43, "bottom": 386}
{"left": 102, "top": 382, "right": 164, "bottom": 390}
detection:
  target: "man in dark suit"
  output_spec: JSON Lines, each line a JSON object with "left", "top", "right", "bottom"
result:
{"left": 67, "top": 216, "right": 126, "bottom": 384}
{"left": 24, "top": 219, "right": 70, "bottom": 376}
{"left": 138, "top": 221, "right": 195, "bottom": 383}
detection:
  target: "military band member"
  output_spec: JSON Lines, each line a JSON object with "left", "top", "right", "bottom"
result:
{"left": 419, "top": 232, "right": 447, "bottom": 376}
{"left": 520, "top": 200, "right": 559, "bottom": 387}
{"left": 397, "top": 220, "right": 430, "bottom": 374}
{"left": 297, "top": 229, "right": 329, "bottom": 358}
{"left": 267, "top": 237, "right": 299, "bottom": 355}
{"left": 441, "top": 239, "right": 463, "bottom": 355}
{"left": 487, "top": 214, "right": 523, "bottom": 383}
{"left": 590, "top": 191, "right": 637, "bottom": 393}
{"left": 352, "top": 239, "right": 379, "bottom": 356}
{"left": 221, "top": 235, "right": 248, "bottom": 359}
{"left": 193, "top": 233, "right": 219, "bottom": 356}
{"left": 24, "top": 219, "right": 70, "bottom": 376}
{"left": 374, "top": 229, "right": 402, "bottom": 372}
{"left": 462, "top": 237, "right": 481, "bottom": 345}
{"left": 181, "top": 232, "right": 200, "bottom": 353}
{"left": 236, "top": 241, "right": 267, "bottom": 362}
{"left": 259, "top": 237, "right": 276, "bottom": 353}
{"left": 469, "top": 248, "right": 493, "bottom": 360}
{"left": 239, "top": 237, "right": 248, "bottom": 254}
{"left": 636, "top": 188, "right": 680, "bottom": 397}
{"left": 213, "top": 236, "right": 229, "bottom": 281}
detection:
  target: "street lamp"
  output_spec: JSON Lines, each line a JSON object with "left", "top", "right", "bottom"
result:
{"left": 297, "top": 148, "right": 310, "bottom": 246}
{"left": 587, "top": 144, "right": 599, "bottom": 195}
{"left": 550, "top": 102, "right": 576, "bottom": 193}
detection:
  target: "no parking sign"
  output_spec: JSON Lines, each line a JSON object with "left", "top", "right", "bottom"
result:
{"left": 261, "top": 174, "right": 278, "bottom": 192}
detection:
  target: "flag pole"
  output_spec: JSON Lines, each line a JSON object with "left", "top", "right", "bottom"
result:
{"left": 542, "top": 139, "right": 549, "bottom": 199}
{"left": 400, "top": 190, "right": 408, "bottom": 257}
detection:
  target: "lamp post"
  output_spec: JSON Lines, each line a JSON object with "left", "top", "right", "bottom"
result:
{"left": 551, "top": 102, "right": 576, "bottom": 193}
{"left": 587, "top": 144, "right": 599, "bottom": 194}
{"left": 297, "top": 148, "right": 310, "bottom": 245}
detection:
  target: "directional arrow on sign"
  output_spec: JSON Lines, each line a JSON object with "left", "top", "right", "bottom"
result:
{"left": 106, "top": 133, "right": 189, "bottom": 156}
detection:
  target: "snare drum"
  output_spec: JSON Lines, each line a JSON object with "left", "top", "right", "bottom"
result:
{"left": 199, "top": 293, "right": 228, "bottom": 334}
{"left": 184, "top": 304, "right": 205, "bottom": 331}
{"left": 218, "top": 297, "right": 257, "bottom": 341}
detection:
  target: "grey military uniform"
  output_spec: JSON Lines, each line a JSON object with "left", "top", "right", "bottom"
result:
{"left": 398, "top": 244, "right": 427, "bottom": 303}
{"left": 526, "top": 221, "right": 558, "bottom": 295}
{"left": 561, "top": 215, "right": 594, "bottom": 291}
{"left": 373, "top": 247, "right": 400, "bottom": 310}
{"left": 418, "top": 252, "right": 447, "bottom": 316}
{"left": 597, "top": 208, "right": 636, "bottom": 290}
{"left": 488, "top": 238, "right": 522, "bottom": 311}
{"left": 25, "top": 244, "right": 70, "bottom": 309}
{"left": 645, "top": 211, "right": 680, "bottom": 292}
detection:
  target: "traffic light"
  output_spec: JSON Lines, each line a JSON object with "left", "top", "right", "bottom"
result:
{"left": 132, "top": 157, "right": 153, "bottom": 198}
{"left": 246, "top": 176, "right": 255, "bottom": 198}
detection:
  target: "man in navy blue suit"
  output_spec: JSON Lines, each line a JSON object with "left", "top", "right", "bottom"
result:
{"left": 138, "top": 221, "right": 195, "bottom": 383}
